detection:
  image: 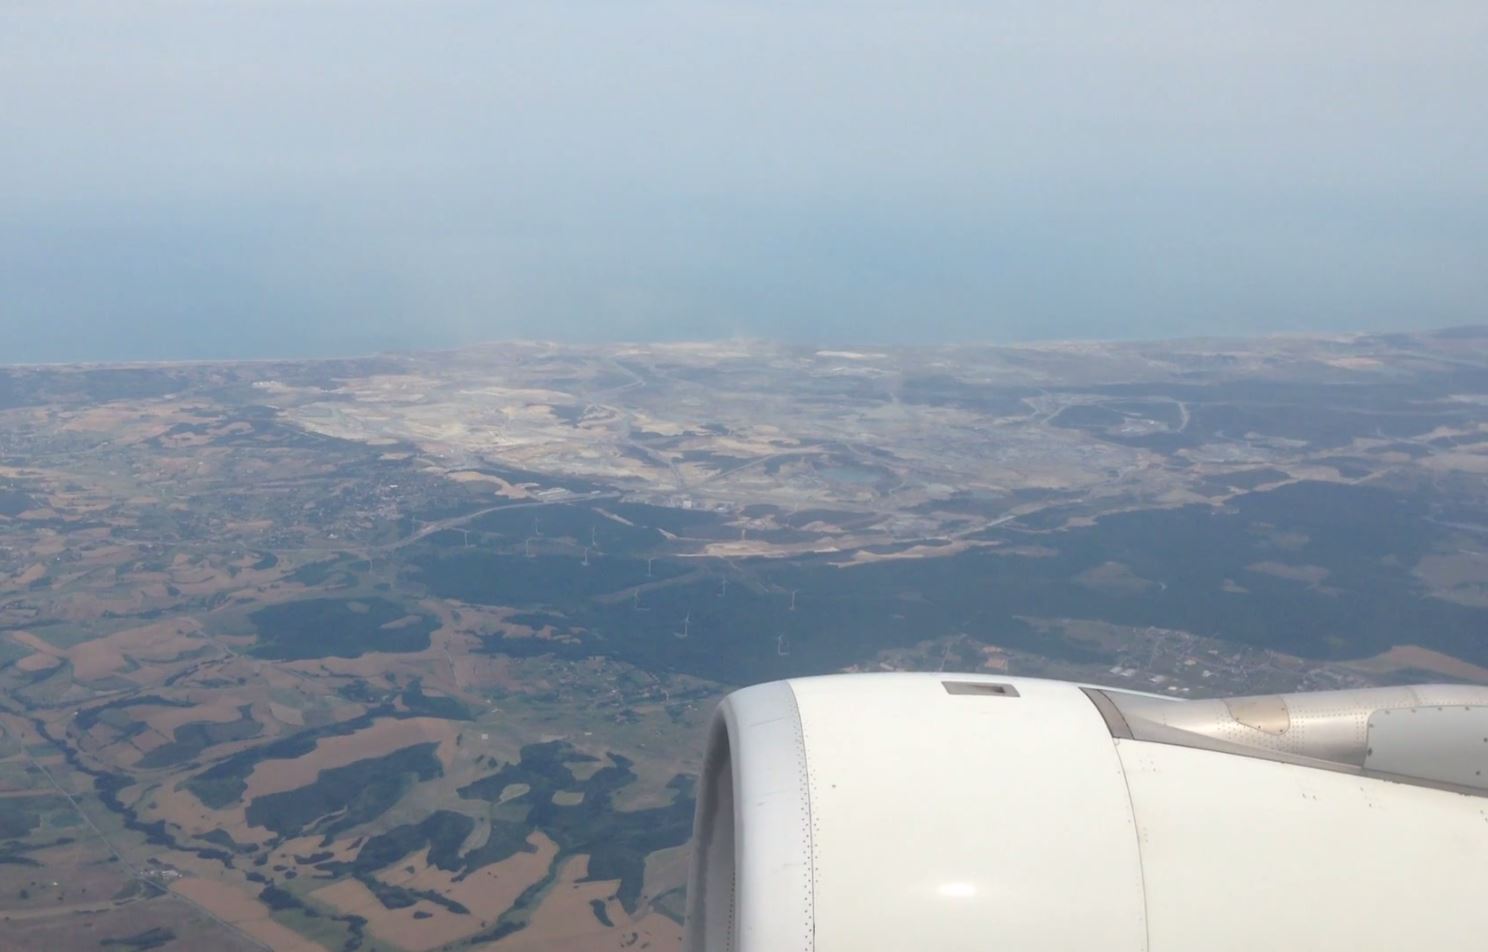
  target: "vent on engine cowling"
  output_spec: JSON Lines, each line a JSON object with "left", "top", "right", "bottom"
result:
{"left": 943, "top": 680, "right": 1020, "bottom": 696}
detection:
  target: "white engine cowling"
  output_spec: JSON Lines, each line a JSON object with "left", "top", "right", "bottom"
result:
{"left": 684, "top": 673, "right": 1488, "bottom": 952}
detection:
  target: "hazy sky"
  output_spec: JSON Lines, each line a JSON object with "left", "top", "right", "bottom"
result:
{"left": 3, "top": 1, "right": 1486, "bottom": 361}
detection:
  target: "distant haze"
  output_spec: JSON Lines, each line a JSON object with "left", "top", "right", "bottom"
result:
{"left": 3, "top": 1, "right": 1486, "bottom": 362}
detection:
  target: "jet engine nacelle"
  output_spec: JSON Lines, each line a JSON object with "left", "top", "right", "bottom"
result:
{"left": 684, "top": 673, "right": 1488, "bottom": 952}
